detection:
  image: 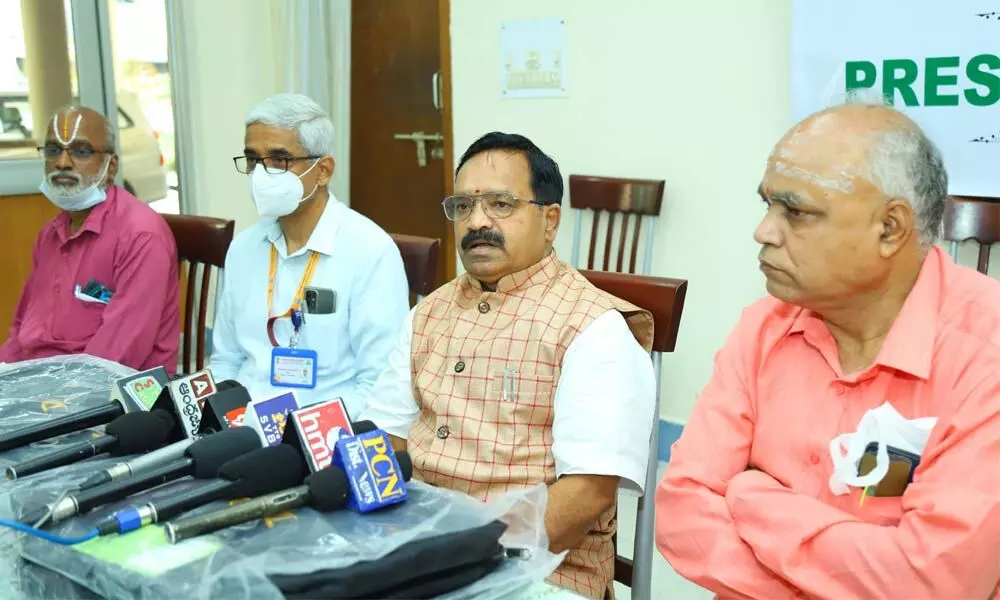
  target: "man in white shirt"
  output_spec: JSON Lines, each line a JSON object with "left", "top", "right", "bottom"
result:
{"left": 209, "top": 93, "right": 408, "bottom": 418}
{"left": 361, "top": 132, "right": 656, "bottom": 600}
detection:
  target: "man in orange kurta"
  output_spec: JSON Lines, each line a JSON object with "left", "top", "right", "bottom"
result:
{"left": 656, "top": 102, "right": 1000, "bottom": 598}
{"left": 363, "top": 132, "right": 657, "bottom": 599}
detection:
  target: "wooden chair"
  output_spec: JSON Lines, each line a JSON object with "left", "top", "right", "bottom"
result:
{"left": 581, "top": 269, "right": 688, "bottom": 600}
{"left": 942, "top": 196, "right": 1000, "bottom": 274}
{"left": 569, "top": 175, "right": 665, "bottom": 275}
{"left": 390, "top": 233, "right": 441, "bottom": 304}
{"left": 161, "top": 214, "right": 235, "bottom": 374}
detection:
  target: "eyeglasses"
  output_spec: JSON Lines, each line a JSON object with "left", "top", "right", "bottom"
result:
{"left": 441, "top": 191, "right": 546, "bottom": 222}
{"left": 37, "top": 145, "right": 107, "bottom": 161}
{"left": 233, "top": 155, "right": 320, "bottom": 175}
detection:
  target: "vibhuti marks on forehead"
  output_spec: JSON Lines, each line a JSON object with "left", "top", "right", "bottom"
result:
{"left": 771, "top": 139, "right": 856, "bottom": 194}
{"left": 54, "top": 110, "right": 83, "bottom": 146}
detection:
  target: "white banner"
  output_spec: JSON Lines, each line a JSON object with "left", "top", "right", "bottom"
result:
{"left": 792, "top": 1, "right": 1000, "bottom": 197}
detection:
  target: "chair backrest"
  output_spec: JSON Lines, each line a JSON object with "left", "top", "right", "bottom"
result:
{"left": 569, "top": 175, "right": 665, "bottom": 275}
{"left": 942, "top": 195, "right": 1000, "bottom": 274}
{"left": 162, "top": 214, "right": 235, "bottom": 374}
{"left": 580, "top": 270, "right": 686, "bottom": 353}
{"left": 390, "top": 233, "right": 441, "bottom": 303}
{"left": 580, "top": 269, "right": 688, "bottom": 598}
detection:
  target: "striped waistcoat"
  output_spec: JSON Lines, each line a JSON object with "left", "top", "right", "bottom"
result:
{"left": 408, "top": 252, "right": 653, "bottom": 599}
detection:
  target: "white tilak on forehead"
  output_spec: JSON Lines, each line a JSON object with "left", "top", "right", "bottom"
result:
{"left": 773, "top": 162, "right": 855, "bottom": 193}
{"left": 53, "top": 112, "right": 83, "bottom": 146}
{"left": 772, "top": 141, "right": 856, "bottom": 193}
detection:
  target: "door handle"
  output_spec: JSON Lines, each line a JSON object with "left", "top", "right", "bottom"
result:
{"left": 432, "top": 71, "right": 441, "bottom": 111}
{"left": 393, "top": 131, "right": 445, "bottom": 167}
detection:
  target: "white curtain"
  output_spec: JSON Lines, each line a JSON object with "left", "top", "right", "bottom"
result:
{"left": 271, "top": 0, "right": 352, "bottom": 206}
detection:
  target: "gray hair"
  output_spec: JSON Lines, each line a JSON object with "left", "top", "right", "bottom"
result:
{"left": 841, "top": 91, "right": 948, "bottom": 245}
{"left": 245, "top": 93, "right": 336, "bottom": 157}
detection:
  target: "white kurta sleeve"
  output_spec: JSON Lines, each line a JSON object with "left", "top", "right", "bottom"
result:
{"left": 360, "top": 308, "right": 419, "bottom": 438}
{"left": 551, "top": 309, "right": 657, "bottom": 494}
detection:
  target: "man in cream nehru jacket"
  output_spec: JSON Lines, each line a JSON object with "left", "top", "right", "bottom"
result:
{"left": 364, "top": 132, "right": 657, "bottom": 599}
{"left": 209, "top": 93, "right": 408, "bottom": 417}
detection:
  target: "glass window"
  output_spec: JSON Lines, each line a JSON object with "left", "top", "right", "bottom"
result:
{"left": 111, "top": 0, "right": 177, "bottom": 212}
{"left": 0, "top": 0, "right": 78, "bottom": 161}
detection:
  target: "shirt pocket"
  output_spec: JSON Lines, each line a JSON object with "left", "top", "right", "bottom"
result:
{"left": 492, "top": 369, "right": 556, "bottom": 447}
{"left": 845, "top": 488, "right": 904, "bottom": 526}
{"left": 55, "top": 298, "right": 106, "bottom": 342}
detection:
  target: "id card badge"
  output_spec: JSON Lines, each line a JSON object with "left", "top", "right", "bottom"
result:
{"left": 270, "top": 347, "right": 318, "bottom": 389}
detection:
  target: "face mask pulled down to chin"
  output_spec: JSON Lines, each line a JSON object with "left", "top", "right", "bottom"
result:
{"left": 39, "top": 158, "right": 112, "bottom": 212}
{"left": 249, "top": 161, "right": 320, "bottom": 221}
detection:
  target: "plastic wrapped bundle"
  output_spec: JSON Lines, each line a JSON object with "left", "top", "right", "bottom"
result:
{"left": 0, "top": 356, "right": 137, "bottom": 468}
{"left": 7, "top": 470, "right": 561, "bottom": 600}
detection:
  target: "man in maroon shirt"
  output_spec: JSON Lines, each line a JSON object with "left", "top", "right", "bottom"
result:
{"left": 0, "top": 106, "right": 179, "bottom": 374}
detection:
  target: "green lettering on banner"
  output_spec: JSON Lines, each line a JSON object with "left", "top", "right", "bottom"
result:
{"left": 924, "top": 56, "right": 960, "bottom": 106}
{"left": 882, "top": 59, "right": 919, "bottom": 106}
{"left": 965, "top": 54, "right": 1000, "bottom": 107}
{"left": 845, "top": 60, "right": 877, "bottom": 90}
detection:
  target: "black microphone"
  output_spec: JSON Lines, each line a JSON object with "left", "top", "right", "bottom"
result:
{"left": 0, "top": 401, "right": 125, "bottom": 452}
{"left": 4, "top": 410, "right": 175, "bottom": 480}
{"left": 76, "top": 382, "right": 250, "bottom": 491}
{"left": 96, "top": 444, "right": 306, "bottom": 536}
{"left": 22, "top": 426, "right": 262, "bottom": 526}
{"left": 165, "top": 452, "right": 413, "bottom": 544}
{"left": 0, "top": 366, "right": 175, "bottom": 453}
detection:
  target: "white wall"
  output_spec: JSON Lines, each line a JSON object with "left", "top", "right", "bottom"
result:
{"left": 172, "top": 0, "right": 281, "bottom": 233}
{"left": 451, "top": 0, "right": 793, "bottom": 422}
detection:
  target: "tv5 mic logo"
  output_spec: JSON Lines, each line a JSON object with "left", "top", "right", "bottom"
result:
{"left": 169, "top": 370, "right": 217, "bottom": 436}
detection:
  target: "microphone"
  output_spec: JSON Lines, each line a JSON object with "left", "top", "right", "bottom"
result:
{"left": 76, "top": 381, "right": 246, "bottom": 491}
{"left": 244, "top": 391, "right": 300, "bottom": 447}
{"left": 164, "top": 451, "right": 412, "bottom": 544}
{"left": 21, "top": 426, "right": 261, "bottom": 525}
{"left": 280, "top": 399, "right": 355, "bottom": 472}
{"left": 96, "top": 444, "right": 305, "bottom": 536}
{"left": 0, "top": 401, "right": 125, "bottom": 452}
{"left": 0, "top": 366, "right": 171, "bottom": 452}
{"left": 160, "top": 369, "right": 219, "bottom": 440}
{"left": 333, "top": 428, "right": 411, "bottom": 513}
{"left": 109, "top": 367, "right": 172, "bottom": 411}
{"left": 5, "top": 410, "right": 175, "bottom": 480}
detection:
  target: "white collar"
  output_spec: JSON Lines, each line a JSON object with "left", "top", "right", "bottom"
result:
{"left": 265, "top": 193, "right": 343, "bottom": 258}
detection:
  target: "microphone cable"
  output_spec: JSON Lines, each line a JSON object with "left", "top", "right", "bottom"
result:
{"left": 0, "top": 518, "right": 97, "bottom": 545}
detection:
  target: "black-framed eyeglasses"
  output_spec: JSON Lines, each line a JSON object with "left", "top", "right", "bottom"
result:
{"left": 37, "top": 145, "right": 107, "bottom": 161}
{"left": 442, "top": 191, "right": 545, "bottom": 222}
{"left": 233, "top": 155, "right": 320, "bottom": 175}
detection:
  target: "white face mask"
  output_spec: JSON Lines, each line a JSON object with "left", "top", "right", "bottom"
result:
{"left": 827, "top": 402, "right": 937, "bottom": 495}
{"left": 39, "top": 157, "right": 111, "bottom": 212}
{"left": 249, "top": 161, "right": 320, "bottom": 220}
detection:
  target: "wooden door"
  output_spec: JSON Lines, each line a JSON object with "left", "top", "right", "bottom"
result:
{"left": 350, "top": 0, "right": 454, "bottom": 285}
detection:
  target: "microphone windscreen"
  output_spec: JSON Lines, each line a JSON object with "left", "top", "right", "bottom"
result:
{"left": 218, "top": 444, "right": 305, "bottom": 497}
{"left": 395, "top": 451, "right": 413, "bottom": 482}
{"left": 150, "top": 408, "right": 176, "bottom": 429}
{"left": 216, "top": 380, "right": 244, "bottom": 391}
{"left": 186, "top": 427, "right": 261, "bottom": 478}
{"left": 351, "top": 420, "right": 377, "bottom": 434}
{"left": 105, "top": 411, "right": 174, "bottom": 454}
{"left": 304, "top": 466, "right": 350, "bottom": 512}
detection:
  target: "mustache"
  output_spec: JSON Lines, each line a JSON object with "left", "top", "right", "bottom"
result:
{"left": 47, "top": 171, "right": 82, "bottom": 185}
{"left": 461, "top": 229, "right": 505, "bottom": 250}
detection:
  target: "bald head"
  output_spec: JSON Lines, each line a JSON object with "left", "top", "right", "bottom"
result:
{"left": 41, "top": 105, "right": 118, "bottom": 197}
{"left": 46, "top": 106, "right": 115, "bottom": 152}
{"left": 754, "top": 101, "right": 947, "bottom": 311}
